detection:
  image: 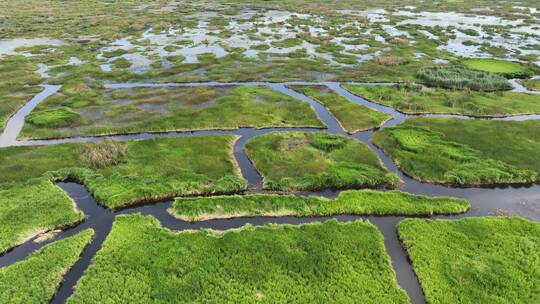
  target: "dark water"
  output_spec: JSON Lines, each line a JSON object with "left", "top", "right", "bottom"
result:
{"left": 1, "top": 80, "right": 539, "bottom": 303}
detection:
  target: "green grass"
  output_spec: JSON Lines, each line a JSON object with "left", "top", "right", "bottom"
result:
{"left": 372, "top": 117, "right": 540, "bottom": 185}
{"left": 461, "top": 58, "right": 533, "bottom": 79}
{"left": 398, "top": 217, "right": 540, "bottom": 304}
{"left": 343, "top": 84, "right": 540, "bottom": 117}
{"left": 171, "top": 190, "right": 470, "bottom": 221}
{"left": 288, "top": 85, "right": 392, "bottom": 133}
{"left": 0, "top": 178, "right": 84, "bottom": 254}
{"left": 0, "top": 229, "right": 94, "bottom": 304}
{"left": 26, "top": 106, "right": 80, "bottom": 127}
{"left": 67, "top": 214, "right": 409, "bottom": 303}
{"left": 0, "top": 55, "right": 42, "bottom": 132}
{"left": 415, "top": 66, "right": 512, "bottom": 91}
{"left": 20, "top": 85, "right": 325, "bottom": 139}
{"left": 245, "top": 132, "right": 400, "bottom": 191}
{"left": 0, "top": 136, "right": 246, "bottom": 208}
{"left": 520, "top": 78, "right": 540, "bottom": 91}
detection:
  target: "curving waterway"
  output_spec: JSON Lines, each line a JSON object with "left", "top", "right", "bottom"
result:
{"left": 0, "top": 81, "right": 539, "bottom": 304}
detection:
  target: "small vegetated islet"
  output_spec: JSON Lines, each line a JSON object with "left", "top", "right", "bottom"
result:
{"left": 171, "top": 190, "right": 470, "bottom": 221}
{"left": 245, "top": 132, "right": 400, "bottom": 191}
{"left": 66, "top": 214, "right": 409, "bottom": 303}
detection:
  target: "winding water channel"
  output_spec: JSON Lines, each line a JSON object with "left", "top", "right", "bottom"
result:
{"left": 0, "top": 81, "right": 539, "bottom": 304}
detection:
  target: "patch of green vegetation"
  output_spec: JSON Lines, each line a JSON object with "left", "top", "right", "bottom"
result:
{"left": 372, "top": 117, "right": 540, "bottom": 185}
{"left": 461, "top": 58, "right": 533, "bottom": 79}
{"left": 172, "top": 190, "right": 470, "bottom": 221}
{"left": 270, "top": 37, "right": 302, "bottom": 48}
{"left": 245, "top": 132, "right": 400, "bottom": 191}
{"left": 26, "top": 106, "right": 80, "bottom": 128}
{"left": 67, "top": 214, "right": 409, "bottom": 303}
{"left": 398, "top": 217, "right": 540, "bottom": 304}
{"left": 343, "top": 84, "right": 540, "bottom": 117}
{"left": 0, "top": 178, "right": 84, "bottom": 254}
{"left": 416, "top": 66, "right": 512, "bottom": 91}
{"left": 0, "top": 229, "right": 94, "bottom": 304}
{"left": 20, "top": 85, "right": 324, "bottom": 139}
{"left": 288, "top": 85, "right": 392, "bottom": 133}
{"left": 0, "top": 55, "right": 42, "bottom": 132}
{"left": 0, "top": 136, "right": 246, "bottom": 208}
{"left": 520, "top": 78, "right": 540, "bottom": 91}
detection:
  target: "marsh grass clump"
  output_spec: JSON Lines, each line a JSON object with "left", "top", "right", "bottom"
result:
{"left": 309, "top": 133, "right": 347, "bottom": 151}
{"left": 26, "top": 106, "right": 80, "bottom": 128}
{"left": 82, "top": 138, "right": 127, "bottom": 169}
{"left": 398, "top": 217, "right": 540, "bottom": 304}
{"left": 375, "top": 55, "right": 403, "bottom": 65}
{"left": 416, "top": 66, "right": 512, "bottom": 91}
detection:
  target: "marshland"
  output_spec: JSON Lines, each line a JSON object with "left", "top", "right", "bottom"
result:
{"left": 0, "top": 1, "right": 539, "bottom": 303}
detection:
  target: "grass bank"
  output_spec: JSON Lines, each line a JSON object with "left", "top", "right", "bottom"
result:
{"left": 0, "top": 136, "right": 246, "bottom": 208}
{"left": 67, "top": 214, "right": 409, "bottom": 303}
{"left": 372, "top": 117, "right": 540, "bottom": 186}
{"left": 343, "top": 84, "right": 540, "bottom": 117}
{"left": 171, "top": 190, "right": 470, "bottom": 221}
{"left": 398, "top": 217, "right": 540, "bottom": 304}
{"left": 0, "top": 229, "right": 94, "bottom": 304}
{"left": 0, "top": 55, "right": 42, "bottom": 132}
{"left": 0, "top": 178, "right": 84, "bottom": 254}
{"left": 244, "top": 131, "right": 400, "bottom": 191}
{"left": 20, "top": 85, "right": 325, "bottom": 139}
{"left": 288, "top": 85, "right": 392, "bottom": 133}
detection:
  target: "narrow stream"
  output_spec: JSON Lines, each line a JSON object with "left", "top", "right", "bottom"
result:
{"left": 0, "top": 80, "right": 539, "bottom": 303}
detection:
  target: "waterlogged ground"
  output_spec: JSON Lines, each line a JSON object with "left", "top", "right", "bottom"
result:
{"left": 1, "top": 1, "right": 540, "bottom": 303}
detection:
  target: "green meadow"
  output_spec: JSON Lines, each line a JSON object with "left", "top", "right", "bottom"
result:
{"left": 0, "top": 136, "right": 246, "bottom": 208}
{"left": 244, "top": 132, "right": 400, "bottom": 191}
{"left": 0, "top": 229, "right": 94, "bottom": 304}
{"left": 171, "top": 190, "right": 470, "bottom": 221}
{"left": 67, "top": 214, "right": 409, "bottom": 303}
{"left": 398, "top": 217, "right": 540, "bottom": 304}
{"left": 20, "top": 85, "right": 324, "bottom": 139}
{"left": 372, "top": 117, "right": 540, "bottom": 185}
{"left": 461, "top": 58, "right": 533, "bottom": 79}
{"left": 343, "top": 84, "right": 540, "bottom": 117}
{"left": 288, "top": 85, "right": 391, "bottom": 133}
{"left": 0, "top": 178, "right": 84, "bottom": 254}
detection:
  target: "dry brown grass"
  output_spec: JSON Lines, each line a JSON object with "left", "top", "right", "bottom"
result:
{"left": 82, "top": 138, "right": 128, "bottom": 168}
{"left": 375, "top": 55, "right": 403, "bottom": 65}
